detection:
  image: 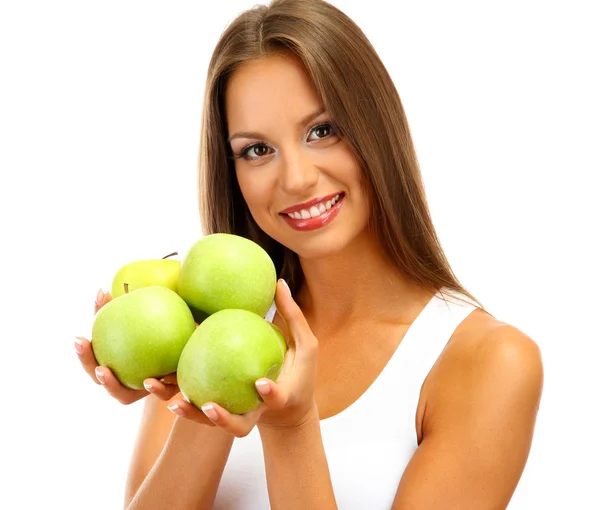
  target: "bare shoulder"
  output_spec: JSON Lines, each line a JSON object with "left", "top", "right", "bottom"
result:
{"left": 451, "top": 308, "right": 543, "bottom": 371}
{"left": 398, "top": 309, "right": 544, "bottom": 507}
{"left": 418, "top": 308, "right": 544, "bottom": 443}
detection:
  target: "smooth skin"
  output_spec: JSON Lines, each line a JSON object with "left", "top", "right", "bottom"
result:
{"left": 76, "top": 54, "right": 543, "bottom": 509}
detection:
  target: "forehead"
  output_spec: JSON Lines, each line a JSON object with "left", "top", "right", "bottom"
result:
{"left": 225, "top": 55, "right": 322, "bottom": 131}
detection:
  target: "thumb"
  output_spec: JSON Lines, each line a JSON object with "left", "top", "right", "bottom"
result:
{"left": 274, "top": 279, "right": 314, "bottom": 349}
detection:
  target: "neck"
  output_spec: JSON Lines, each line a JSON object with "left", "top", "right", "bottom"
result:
{"left": 294, "top": 232, "right": 433, "bottom": 331}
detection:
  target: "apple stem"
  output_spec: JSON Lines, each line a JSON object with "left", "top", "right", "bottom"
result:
{"left": 124, "top": 282, "right": 129, "bottom": 294}
{"left": 162, "top": 251, "right": 178, "bottom": 259}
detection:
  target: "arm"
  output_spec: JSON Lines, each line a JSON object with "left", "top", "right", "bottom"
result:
{"left": 125, "top": 394, "right": 234, "bottom": 510}
{"left": 163, "top": 280, "right": 338, "bottom": 509}
{"left": 258, "top": 405, "right": 338, "bottom": 510}
{"left": 392, "top": 325, "right": 544, "bottom": 509}
{"left": 78, "top": 293, "right": 234, "bottom": 509}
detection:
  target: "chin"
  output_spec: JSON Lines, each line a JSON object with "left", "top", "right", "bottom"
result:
{"left": 290, "top": 237, "right": 348, "bottom": 260}
{"left": 275, "top": 222, "right": 369, "bottom": 261}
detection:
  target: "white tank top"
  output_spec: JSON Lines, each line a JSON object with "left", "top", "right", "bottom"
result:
{"left": 213, "top": 290, "right": 478, "bottom": 509}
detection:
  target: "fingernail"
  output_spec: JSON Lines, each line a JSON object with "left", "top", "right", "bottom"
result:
{"left": 74, "top": 337, "right": 84, "bottom": 355}
{"left": 95, "top": 367, "right": 105, "bottom": 384}
{"left": 143, "top": 381, "right": 153, "bottom": 392}
{"left": 95, "top": 289, "right": 104, "bottom": 305}
{"left": 256, "top": 379, "right": 271, "bottom": 395}
{"left": 201, "top": 404, "right": 219, "bottom": 421}
{"left": 280, "top": 279, "right": 291, "bottom": 297}
{"left": 168, "top": 404, "right": 184, "bottom": 416}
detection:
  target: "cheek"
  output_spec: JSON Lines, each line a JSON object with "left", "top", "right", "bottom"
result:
{"left": 235, "top": 170, "right": 271, "bottom": 217}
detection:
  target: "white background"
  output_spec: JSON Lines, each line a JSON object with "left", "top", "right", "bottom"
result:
{"left": 1, "top": 0, "right": 598, "bottom": 508}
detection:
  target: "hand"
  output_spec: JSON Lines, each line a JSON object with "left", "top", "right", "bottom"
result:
{"left": 75, "top": 288, "right": 180, "bottom": 405}
{"left": 167, "top": 279, "right": 320, "bottom": 436}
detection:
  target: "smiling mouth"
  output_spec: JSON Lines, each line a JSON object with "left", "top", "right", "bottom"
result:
{"left": 280, "top": 193, "right": 344, "bottom": 220}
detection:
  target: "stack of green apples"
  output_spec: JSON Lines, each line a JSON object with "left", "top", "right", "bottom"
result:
{"left": 91, "top": 233, "right": 287, "bottom": 414}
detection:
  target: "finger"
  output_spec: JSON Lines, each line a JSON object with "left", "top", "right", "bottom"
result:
{"left": 166, "top": 398, "right": 216, "bottom": 427}
{"left": 143, "top": 377, "right": 180, "bottom": 401}
{"left": 94, "top": 289, "right": 113, "bottom": 314}
{"left": 75, "top": 336, "right": 101, "bottom": 384}
{"left": 196, "top": 401, "right": 266, "bottom": 438}
{"left": 274, "top": 279, "right": 317, "bottom": 352}
{"left": 255, "top": 378, "right": 290, "bottom": 411}
{"left": 95, "top": 366, "right": 147, "bottom": 405}
{"left": 158, "top": 373, "right": 178, "bottom": 386}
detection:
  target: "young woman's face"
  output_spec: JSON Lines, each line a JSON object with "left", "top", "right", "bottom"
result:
{"left": 225, "top": 54, "right": 370, "bottom": 259}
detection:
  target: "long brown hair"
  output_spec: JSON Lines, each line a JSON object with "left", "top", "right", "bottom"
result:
{"left": 198, "top": 0, "right": 487, "bottom": 312}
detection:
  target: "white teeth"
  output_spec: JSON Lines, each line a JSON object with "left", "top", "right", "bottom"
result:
{"left": 286, "top": 194, "right": 342, "bottom": 220}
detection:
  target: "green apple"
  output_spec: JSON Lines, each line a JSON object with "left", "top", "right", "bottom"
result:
{"left": 177, "top": 309, "right": 287, "bottom": 414}
{"left": 91, "top": 286, "right": 196, "bottom": 390}
{"left": 111, "top": 251, "right": 180, "bottom": 299}
{"left": 177, "top": 234, "right": 277, "bottom": 319}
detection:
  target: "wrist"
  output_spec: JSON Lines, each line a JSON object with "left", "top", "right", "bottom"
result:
{"left": 258, "top": 402, "right": 319, "bottom": 434}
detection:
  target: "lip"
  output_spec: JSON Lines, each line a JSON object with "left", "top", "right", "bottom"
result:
{"left": 280, "top": 194, "right": 345, "bottom": 232}
{"left": 279, "top": 191, "right": 342, "bottom": 215}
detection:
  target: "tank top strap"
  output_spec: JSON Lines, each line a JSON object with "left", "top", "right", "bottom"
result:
{"left": 393, "top": 289, "right": 479, "bottom": 428}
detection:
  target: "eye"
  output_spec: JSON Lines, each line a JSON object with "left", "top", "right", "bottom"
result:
{"left": 308, "top": 122, "right": 337, "bottom": 141}
{"left": 236, "top": 143, "right": 272, "bottom": 161}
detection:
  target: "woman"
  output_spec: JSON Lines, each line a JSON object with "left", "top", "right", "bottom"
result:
{"left": 76, "top": 0, "right": 543, "bottom": 508}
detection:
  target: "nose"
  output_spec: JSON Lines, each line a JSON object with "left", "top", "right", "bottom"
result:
{"left": 277, "top": 146, "right": 319, "bottom": 195}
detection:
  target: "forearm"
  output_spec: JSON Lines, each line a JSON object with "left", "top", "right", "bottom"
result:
{"left": 127, "top": 417, "right": 234, "bottom": 510}
{"left": 259, "top": 408, "right": 337, "bottom": 510}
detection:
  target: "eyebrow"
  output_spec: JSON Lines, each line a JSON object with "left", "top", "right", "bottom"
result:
{"left": 227, "top": 106, "right": 327, "bottom": 143}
